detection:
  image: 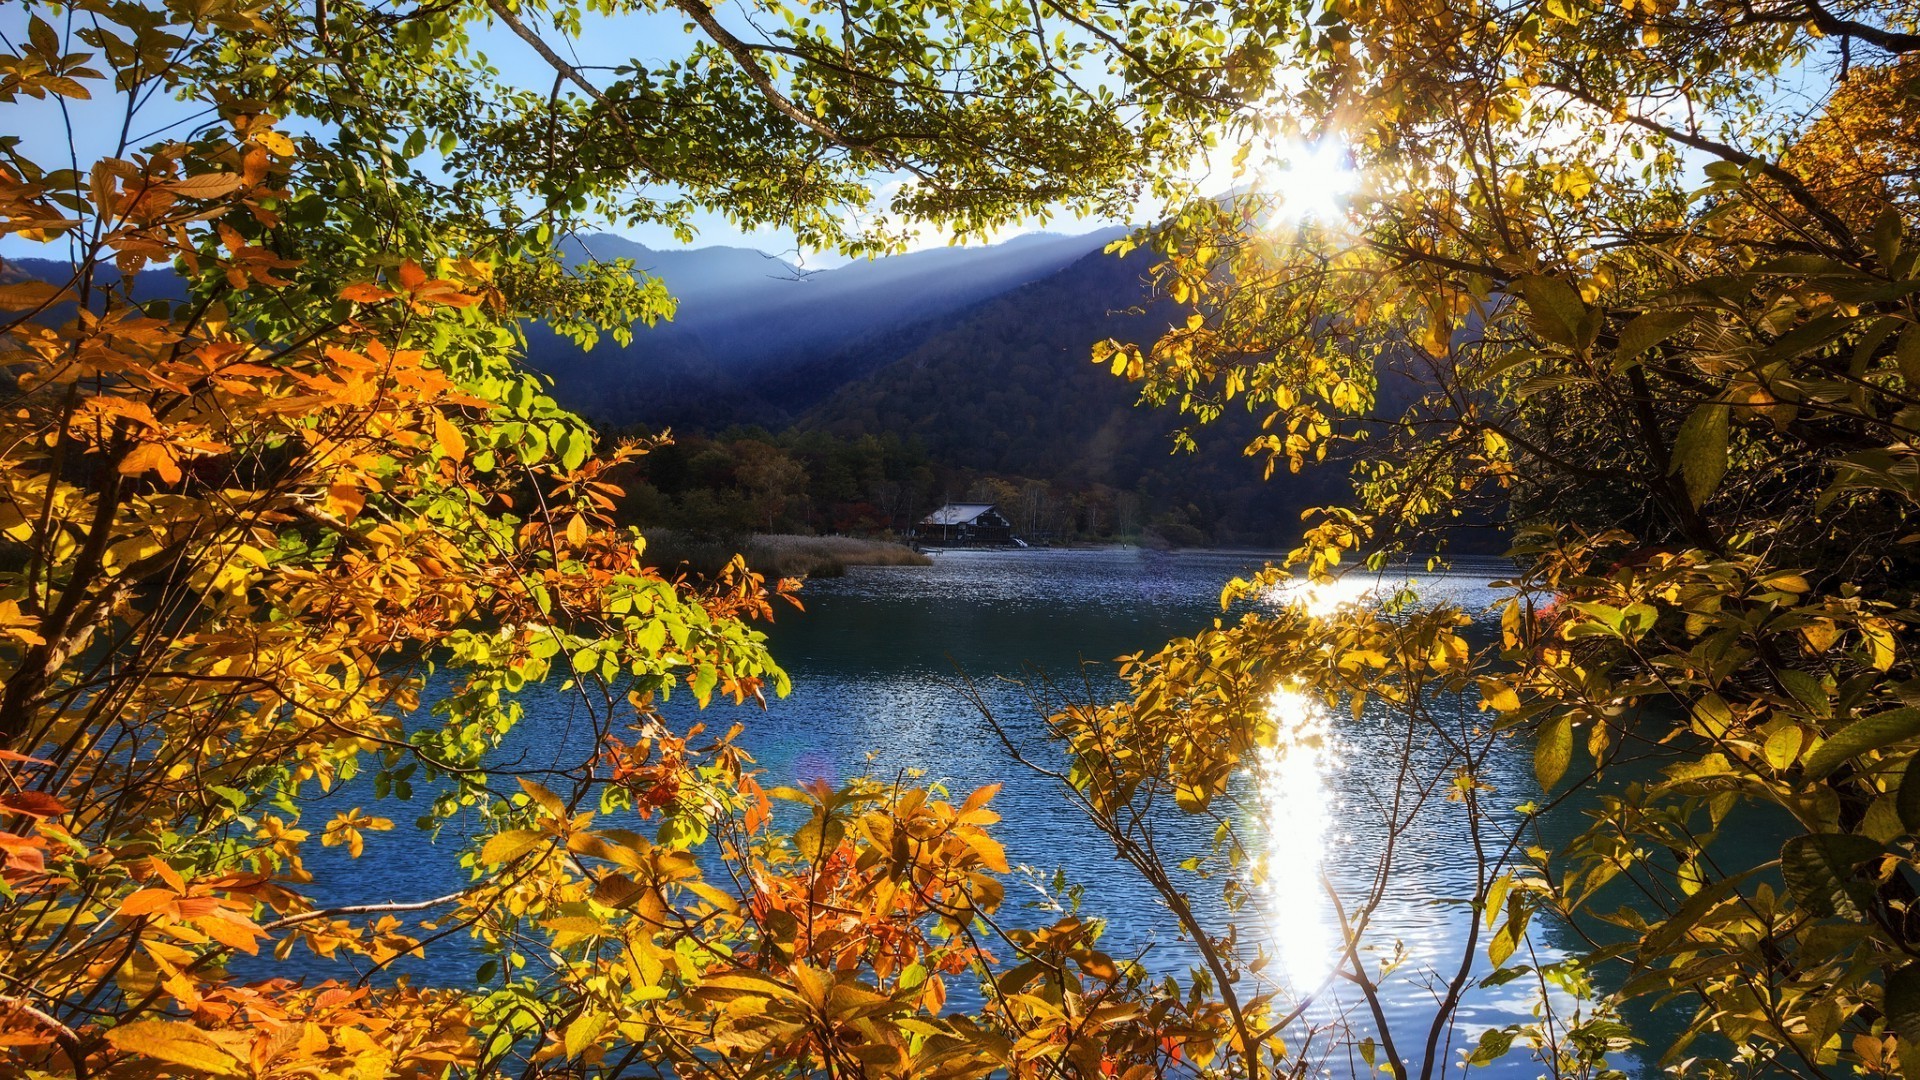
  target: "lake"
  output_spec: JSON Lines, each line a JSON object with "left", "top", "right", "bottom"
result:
{"left": 298, "top": 546, "right": 1656, "bottom": 1077}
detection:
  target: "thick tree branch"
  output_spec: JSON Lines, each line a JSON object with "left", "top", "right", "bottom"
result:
{"left": 484, "top": 0, "right": 609, "bottom": 105}
{"left": 1741, "top": 0, "right": 1920, "bottom": 53}
{"left": 0, "top": 995, "right": 86, "bottom": 1080}
{"left": 670, "top": 0, "right": 875, "bottom": 152}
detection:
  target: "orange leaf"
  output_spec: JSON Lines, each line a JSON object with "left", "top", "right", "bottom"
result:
{"left": 433, "top": 414, "right": 466, "bottom": 463}
{"left": 340, "top": 282, "right": 393, "bottom": 303}
{"left": 148, "top": 857, "right": 187, "bottom": 892}
{"left": 397, "top": 260, "right": 427, "bottom": 289}
{"left": 118, "top": 443, "right": 180, "bottom": 484}
{"left": 118, "top": 888, "right": 181, "bottom": 918}
{"left": 168, "top": 173, "right": 244, "bottom": 200}
{"left": 195, "top": 912, "right": 263, "bottom": 955}
{"left": 0, "top": 790, "right": 67, "bottom": 818}
{"left": 327, "top": 484, "right": 367, "bottom": 522}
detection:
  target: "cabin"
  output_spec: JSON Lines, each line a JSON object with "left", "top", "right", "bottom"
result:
{"left": 913, "top": 503, "right": 1015, "bottom": 547}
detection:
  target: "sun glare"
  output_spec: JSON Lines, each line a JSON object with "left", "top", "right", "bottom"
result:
{"left": 1259, "top": 685, "right": 1338, "bottom": 988}
{"left": 1267, "top": 573, "right": 1378, "bottom": 617}
{"left": 1254, "top": 142, "right": 1360, "bottom": 226}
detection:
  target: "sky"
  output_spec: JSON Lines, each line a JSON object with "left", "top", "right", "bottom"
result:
{"left": 0, "top": 4, "right": 1144, "bottom": 268}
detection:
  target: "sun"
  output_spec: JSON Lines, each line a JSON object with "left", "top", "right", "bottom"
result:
{"left": 1255, "top": 141, "right": 1360, "bottom": 226}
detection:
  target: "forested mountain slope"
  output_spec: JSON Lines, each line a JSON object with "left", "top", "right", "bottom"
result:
{"left": 530, "top": 229, "right": 1125, "bottom": 427}
{"left": 797, "top": 246, "right": 1351, "bottom": 541}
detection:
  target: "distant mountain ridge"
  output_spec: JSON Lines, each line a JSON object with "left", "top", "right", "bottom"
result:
{"left": 533, "top": 229, "right": 1127, "bottom": 427}
{"left": 3, "top": 230, "right": 1346, "bottom": 541}
{"left": 538, "top": 232, "right": 1348, "bottom": 541}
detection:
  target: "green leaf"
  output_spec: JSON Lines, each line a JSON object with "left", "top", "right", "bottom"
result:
{"left": 1616, "top": 309, "right": 1693, "bottom": 362}
{"left": 1638, "top": 867, "right": 1759, "bottom": 957}
{"left": 1891, "top": 964, "right": 1920, "bottom": 1073}
{"left": 1898, "top": 761, "right": 1920, "bottom": 835}
{"left": 1803, "top": 707, "right": 1920, "bottom": 780}
{"left": 1535, "top": 712, "right": 1572, "bottom": 790}
{"left": 555, "top": 425, "right": 590, "bottom": 472}
{"left": 1753, "top": 254, "right": 1857, "bottom": 277}
{"left": 1872, "top": 206, "right": 1904, "bottom": 270}
{"left": 1897, "top": 325, "right": 1920, "bottom": 386}
{"left": 1779, "top": 832, "right": 1881, "bottom": 919}
{"left": 1517, "top": 276, "right": 1597, "bottom": 349}
{"left": 1670, "top": 402, "right": 1728, "bottom": 507}
{"left": 1467, "top": 1025, "right": 1517, "bottom": 1066}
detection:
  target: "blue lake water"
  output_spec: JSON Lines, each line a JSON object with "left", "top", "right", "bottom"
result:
{"left": 289, "top": 547, "right": 1659, "bottom": 1077}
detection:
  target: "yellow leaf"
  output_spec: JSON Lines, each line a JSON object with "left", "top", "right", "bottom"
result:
{"left": 1865, "top": 623, "right": 1898, "bottom": 671}
{"left": 1535, "top": 713, "right": 1572, "bottom": 790}
{"left": 1758, "top": 572, "right": 1810, "bottom": 593}
{"left": 1476, "top": 677, "right": 1521, "bottom": 713}
{"left": 253, "top": 129, "right": 295, "bottom": 155}
{"left": 481, "top": 829, "right": 543, "bottom": 866}
{"left": 103, "top": 534, "right": 165, "bottom": 574}
{"left": 564, "top": 1009, "right": 610, "bottom": 1058}
{"left": 106, "top": 1020, "right": 243, "bottom": 1074}
{"left": 519, "top": 778, "right": 568, "bottom": 818}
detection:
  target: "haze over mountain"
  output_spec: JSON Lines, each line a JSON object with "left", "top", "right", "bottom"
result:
{"left": 529, "top": 231, "right": 1356, "bottom": 542}
{"left": 1, "top": 229, "right": 1355, "bottom": 541}
{"left": 533, "top": 229, "right": 1127, "bottom": 427}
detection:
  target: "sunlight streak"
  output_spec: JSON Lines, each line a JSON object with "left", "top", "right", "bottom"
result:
{"left": 1258, "top": 684, "right": 1339, "bottom": 988}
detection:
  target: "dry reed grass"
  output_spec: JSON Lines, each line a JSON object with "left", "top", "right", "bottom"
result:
{"left": 744, "top": 534, "right": 932, "bottom": 578}
{"left": 645, "top": 531, "right": 931, "bottom": 579}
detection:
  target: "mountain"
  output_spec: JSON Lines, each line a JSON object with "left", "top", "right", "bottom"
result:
{"left": 792, "top": 247, "right": 1352, "bottom": 541}
{"left": 530, "top": 228, "right": 1127, "bottom": 427}
{"left": 0, "top": 256, "right": 185, "bottom": 303}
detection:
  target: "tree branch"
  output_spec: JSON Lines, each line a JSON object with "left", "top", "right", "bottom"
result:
{"left": 670, "top": 0, "right": 874, "bottom": 152}
{"left": 1542, "top": 78, "right": 1865, "bottom": 258}
{"left": 0, "top": 995, "right": 86, "bottom": 1080}
{"left": 1742, "top": 0, "right": 1920, "bottom": 53}
{"left": 260, "top": 887, "right": 475, "bottom": 932}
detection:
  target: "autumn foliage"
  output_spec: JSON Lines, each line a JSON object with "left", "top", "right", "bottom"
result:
{"left": 7, "top": 0, "right": 1920, "bottom": 1075}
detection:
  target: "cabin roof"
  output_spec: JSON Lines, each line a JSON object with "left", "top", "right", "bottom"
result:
{"left": 919, "top": 503, "right": 1002, "bottom": 526}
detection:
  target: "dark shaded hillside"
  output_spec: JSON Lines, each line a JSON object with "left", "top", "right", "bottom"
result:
{"left": 800, "top": 248, "right": 1350, "bottom": 543}
{"left": 530, "top": 230, "right": 1124, "bottom": 428}
{"left": 1, "top": 257, "right": 185, "bottom": 302}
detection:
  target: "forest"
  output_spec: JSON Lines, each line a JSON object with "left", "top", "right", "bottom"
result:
{"left": 614, "top": 426, "right": 1254, "bottom": 548}
{"left": 1, "top": 0, "right": 1918, "bottom": 1077}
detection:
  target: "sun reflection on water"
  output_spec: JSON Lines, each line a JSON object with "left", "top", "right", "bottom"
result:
{"left": 1258, "top": 686, "right": 1338, "bottom": 988}
{"left": 1257, "top": 575, "right": 1382, "bottom": 991}
{"left": 1267, "top": 573, "right": 1380, "bottom": 618}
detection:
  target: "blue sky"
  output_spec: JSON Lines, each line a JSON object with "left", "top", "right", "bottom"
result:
{"left": 0, "top": 5, "right": 1123, "bottom": 267}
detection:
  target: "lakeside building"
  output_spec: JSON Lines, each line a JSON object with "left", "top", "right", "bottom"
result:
{"left": 912, "top": 503, "right": 1015, "bottom": 546}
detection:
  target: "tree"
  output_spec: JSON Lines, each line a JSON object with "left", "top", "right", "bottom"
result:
{"left": 733, "top": 440, "right": 809, "bottom": 533}
{"left": 1088, "top": 0, "right": 1920, "bottom": 1074}
{"left": 0, "top": 0, "right": 1281, "bottom": 1076}
{"left": 8, "top": 0, "right": 1917, "bottom": 1073}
